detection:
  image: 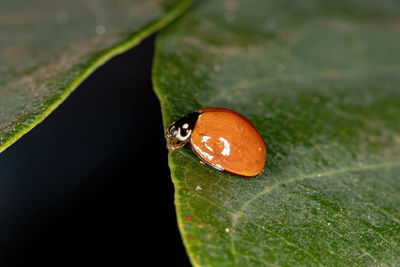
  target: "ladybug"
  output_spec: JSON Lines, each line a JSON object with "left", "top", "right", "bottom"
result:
{"left": 165, "top": 107, "right": 266, "bottom": 177}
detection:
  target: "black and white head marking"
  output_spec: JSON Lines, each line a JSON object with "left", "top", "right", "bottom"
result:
{"left": 171, "top": 125, "right": 192, "bottom": 141}
{"left": 165, "top": 112, "right": 200, "bottom": 150}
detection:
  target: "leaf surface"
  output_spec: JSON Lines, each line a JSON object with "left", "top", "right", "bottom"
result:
{"left": 153, "top": 0, "right": 400, "bottom": 265}
{"left": 0, "top": 0, "right": 191, "bottom": 152}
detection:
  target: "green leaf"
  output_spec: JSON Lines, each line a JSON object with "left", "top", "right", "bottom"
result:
{"left": 153, "top": 0, "right": 400, "bottom": 265}
{"left": 0, "top": 0, "right": 191, "bottom": 153}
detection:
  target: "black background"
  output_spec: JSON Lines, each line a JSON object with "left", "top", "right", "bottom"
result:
{"left": 0, "top": 35, "right": 190, "bottom": 266}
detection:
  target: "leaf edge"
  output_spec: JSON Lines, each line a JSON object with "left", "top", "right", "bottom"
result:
{"left": 0, "top": 0, "right": 192, "bottom": 155}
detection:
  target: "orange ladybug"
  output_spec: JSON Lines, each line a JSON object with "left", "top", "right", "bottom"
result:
{"left": 165, "top": 107, "right": 266, "bottom": 177}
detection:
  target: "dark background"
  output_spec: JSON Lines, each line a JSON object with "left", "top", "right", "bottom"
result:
{"left": 0, "top": 35, "right": 190, "bottom": 266}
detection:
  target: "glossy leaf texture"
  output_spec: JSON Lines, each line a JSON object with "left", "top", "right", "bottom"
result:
{"left": 0, "top": 0, "right": 191, "bottom": 153}
{"left": 153, "top": 0, "right": 400, "bottom": 265}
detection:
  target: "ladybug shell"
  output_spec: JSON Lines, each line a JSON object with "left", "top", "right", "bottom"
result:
{"left": 189, "top": 108, "right": 266, "bottom": 177}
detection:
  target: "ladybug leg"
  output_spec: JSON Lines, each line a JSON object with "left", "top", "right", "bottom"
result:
{"left": 166, "top": 138, "right": 176, "bottom": 150}
{"left": 199, "top": 160, "right": 206, "bottom": 165}
{"left": 167, "top": 139, "right": 178, "bottom": 150}
{"left": 167, "top": 138, "right": 188, "bottom": 150}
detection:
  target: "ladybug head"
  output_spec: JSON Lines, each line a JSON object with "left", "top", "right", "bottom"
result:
{"left": 165, "top": 112, "right": 200, "bottom": 150}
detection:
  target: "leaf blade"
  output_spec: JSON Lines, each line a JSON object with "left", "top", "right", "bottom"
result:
{"left": 153, "top": 0, "right": 400, "bottom": 265}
